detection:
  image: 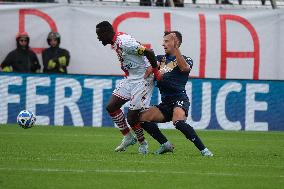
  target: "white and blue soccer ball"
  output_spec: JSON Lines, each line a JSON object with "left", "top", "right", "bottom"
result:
{"left": 17, "top": 110, "right": 36, "bottom": 129}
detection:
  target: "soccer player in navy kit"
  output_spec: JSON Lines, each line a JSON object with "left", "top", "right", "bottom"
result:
{"left": 140, "top": 31, "right": 213, "bottom": 156}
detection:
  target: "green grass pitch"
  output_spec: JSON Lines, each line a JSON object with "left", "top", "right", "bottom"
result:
{"left": 0, "top": 124, "right": 283, "bottom": 189}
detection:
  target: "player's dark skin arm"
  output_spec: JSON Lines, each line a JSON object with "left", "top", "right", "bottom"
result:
{"left": 144, "top": 48, "right": 158, "bottom": 68}
{"left": 143, "top": 48, "right": 161, "bottom": 80}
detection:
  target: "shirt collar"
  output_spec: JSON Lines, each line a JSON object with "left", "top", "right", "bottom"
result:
{"left": 112, "top": 32, "right": 125, "bottom": 47}
{"left": 167, "top": 54, "right": 176, "bottom": 61}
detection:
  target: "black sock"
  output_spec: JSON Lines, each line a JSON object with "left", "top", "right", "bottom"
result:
{"left": 174, "top": 120, "right": 205, "bottom": 151}
{"left": 141, "top": 122, "right": 168, "bottom": 145}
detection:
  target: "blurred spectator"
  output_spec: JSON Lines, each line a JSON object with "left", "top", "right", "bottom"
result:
{"left": 156, "top": 0, "right": 184, "bottom": 7}
{"left": 42, "top": 31, "right": 70, "bottom": 74}
{"left": 215, "top": 0, "right": 233, "bottom": 4}
{"left": 222, "top": 0, "right": 233, "bottom": 4}
{"left": 0, "top": 32, "right": 41, "bottom": 73}
{"left": 140, "top": 0, "right": 152, "bottom": 6}
{"left": 1, "top": 0, "right": 55, "bottom": 2}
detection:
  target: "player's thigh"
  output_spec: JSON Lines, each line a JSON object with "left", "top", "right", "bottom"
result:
{"left": 172, "top": 107, "right": 187, "bottom": 123}
{"left": 139, "top": 106, "right": 165, "bottom": 122}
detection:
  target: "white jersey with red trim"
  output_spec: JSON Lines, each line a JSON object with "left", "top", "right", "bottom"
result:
{"left": 112, "top": 32, "right": 151, "bottom": 81}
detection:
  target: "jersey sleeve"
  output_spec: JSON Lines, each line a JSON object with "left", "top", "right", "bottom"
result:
{"left": 61, "top": 49, "right": 71, "bottom": 66}
{"left": 119, "top": 35, "right": 146, "bottom": 56}
{"left": 1, "top": 51, "right": 13, "bottom": 68}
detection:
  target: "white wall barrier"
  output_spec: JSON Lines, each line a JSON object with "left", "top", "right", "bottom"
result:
{"left": 0, "top": 4, "right": 284, "bottom": 80}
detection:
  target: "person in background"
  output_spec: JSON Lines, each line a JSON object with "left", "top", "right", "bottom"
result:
{"left": 1, "top": 32, "right": 41, "bottom": 73}
{"left": 156, "top": 0, "right": 184, "bottom": 7}
{"left": 42, "top": 31, "right": 70, "bottom": 74}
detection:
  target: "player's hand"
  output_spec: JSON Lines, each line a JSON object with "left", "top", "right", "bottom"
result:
{"left": 170, "top": 33, "right": 180, "bottom": 49}
{"left": 152, "top": 67, "right": 162, "bottom": 81}
{"left": 144, "top": 61, "right": 161, "bottom": 79}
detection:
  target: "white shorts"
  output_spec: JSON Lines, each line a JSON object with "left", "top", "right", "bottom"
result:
{"left": 113, "top": 78, "right": 154, "bottom": 110}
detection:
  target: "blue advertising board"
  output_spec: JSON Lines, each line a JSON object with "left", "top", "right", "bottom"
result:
{"left": 0, "top": 72, "right": 283, "bottom": 131}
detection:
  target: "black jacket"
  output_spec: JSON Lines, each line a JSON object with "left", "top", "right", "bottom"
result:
{"left": 42, "top": 46, "right": 70, "bottom": 74}
{"left": 1, "top": 47, "right": 40, "bottom": 73}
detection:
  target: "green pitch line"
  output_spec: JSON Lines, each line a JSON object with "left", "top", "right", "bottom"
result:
{"left": 0, "top": 124, "right": 283, "bottom": 189}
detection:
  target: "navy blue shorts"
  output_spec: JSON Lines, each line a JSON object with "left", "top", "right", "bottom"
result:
{"left": 155, "top": 96, "right": 190, "bottom": 122}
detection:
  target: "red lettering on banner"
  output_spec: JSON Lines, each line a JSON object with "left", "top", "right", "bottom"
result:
{"left": 19, "top": 9, "right": 57, "bottom": 53}
{"left": 199, "top": 14, "right": 206, "bottom": 78}
{"left": 112, "top": 12, "right": 151, "bottom": 49}
{"left": 164, "top": 12, "right": 171, "bottom": 32}
{"left": 220, "top": 14, "right": 260, "bottom": 80}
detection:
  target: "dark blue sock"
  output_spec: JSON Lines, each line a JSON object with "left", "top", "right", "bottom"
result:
{"left": 141, "top": 122, "right": 168, "bottom": 145}
{"left": 174, "top": 120, "right": 205, "bottom": 151}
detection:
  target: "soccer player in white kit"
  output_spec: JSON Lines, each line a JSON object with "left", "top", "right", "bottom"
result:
{"left": 96, "top": 21, "right": 161, "bottom": 154}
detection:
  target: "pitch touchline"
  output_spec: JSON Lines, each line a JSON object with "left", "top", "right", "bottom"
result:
{"left": 0, "top": 167, "right": 282, "bottom": 178}
{"left": 1, "top": 131, "right": 282, "bottom": 142}
{"left": 0, "top": 156, "right": 282, "bottom": 169}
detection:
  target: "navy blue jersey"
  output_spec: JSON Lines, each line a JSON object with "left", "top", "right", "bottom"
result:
{"left": 156, "top": 54, "right": 193, "bottom": 101}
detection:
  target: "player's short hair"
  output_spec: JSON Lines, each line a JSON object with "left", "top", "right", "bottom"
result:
{"left": 164, "top": 31, "right": 182, "bottom": 45}
{"left": 96, "top": 21, "right": 114, "bottom": 32}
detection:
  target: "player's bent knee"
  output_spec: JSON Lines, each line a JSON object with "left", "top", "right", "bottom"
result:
{"left": 105, "top": 104, "right": 114, "bottom": 113}
{"left": 106, "top": 101, "right": 122, "bottom": 113}
{"left": 106, "top": 104, "right": 122, "bottom": 114}
{"left": 127, "top": 110, "right": 140, "bottom": 127}
{"left": 140, "top": 107, "right": 163, "bottom": 122}
{"left": 127, "top": 117, "right": 136, "bottom": 127}
{"left": 172, "top": 109, "right": 186, "bottom": 121}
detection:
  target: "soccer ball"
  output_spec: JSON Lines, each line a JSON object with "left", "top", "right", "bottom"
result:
{"left": 17, "top": 110, "right": 36, "bottom": 129}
